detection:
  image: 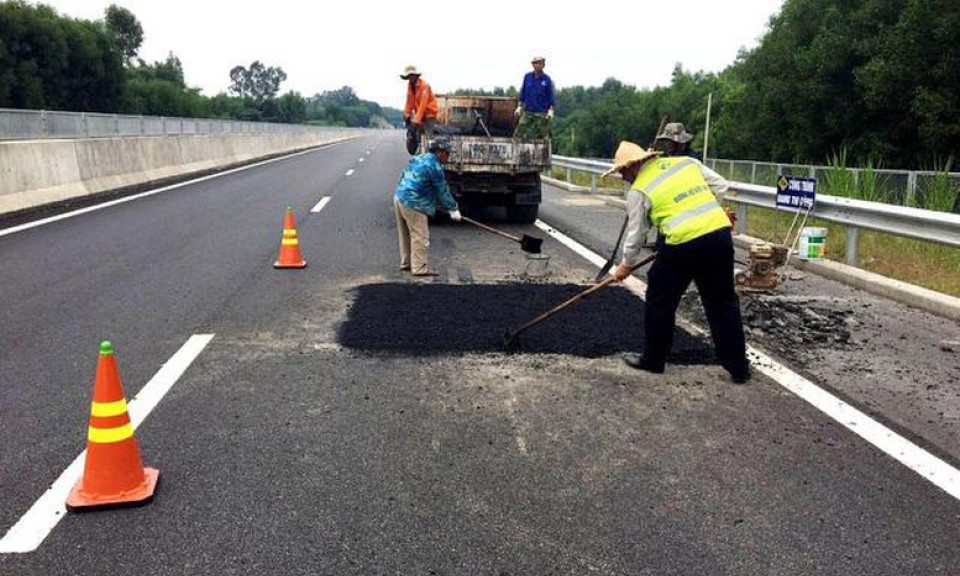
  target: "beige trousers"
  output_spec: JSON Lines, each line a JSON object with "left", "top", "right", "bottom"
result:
{"left": 394, "top": 199, "right": 430, "bottom": 273}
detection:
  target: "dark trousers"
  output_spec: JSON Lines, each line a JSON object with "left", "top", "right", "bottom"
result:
{"left": 643, "top": 228, "right": 749, "bottom": 377}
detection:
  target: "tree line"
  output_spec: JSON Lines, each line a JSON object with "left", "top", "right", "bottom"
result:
{"left": 2, "top": 0, "right": 957, "bottom": 170}
{"left": 0, "top": 1, "right": 396, "bottom": 127}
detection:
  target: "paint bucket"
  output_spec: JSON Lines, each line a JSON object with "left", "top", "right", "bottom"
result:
{"left": 798, "top": 227, "right": 827, "bottom": 260}
{"left": 524, "top": 253, "right": 551, "bottom": 278}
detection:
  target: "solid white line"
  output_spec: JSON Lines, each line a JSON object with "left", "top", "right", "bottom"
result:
{"left": 345, "top": 169, "right": 355, "bottom": 177}
{"left": 0, "top": 143, "right": 342, "bottom": 239}
{"left": 0, "top": 334, "right": 215, "bottom": 554}
{"left": 535, "top": 219, "right": 960, "bottom": 501}
{"left": 310, "top": 197, "right": 331, "bottom": 214}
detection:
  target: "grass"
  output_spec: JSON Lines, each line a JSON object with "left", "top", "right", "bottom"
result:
{"left": 549, "top": 167, "right": 623, "bottom": 190}
{"left": 742, "top": 206, "right": 960, "bottom": 297}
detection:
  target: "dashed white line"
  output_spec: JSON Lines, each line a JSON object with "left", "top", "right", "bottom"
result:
{"left": 311, "top": 197, "right": 332, "bottom": 213}
{"left": 358, "top": 158, "right": 365, "bottom": 163}
{"left": 345, "top": 169, "right": 355, "bottom": 177}
{"left": 0, "top": 334, "right": 215, "bottom": 554}
{"left": 534, "top": 219, "right": 960, "bottom": 501}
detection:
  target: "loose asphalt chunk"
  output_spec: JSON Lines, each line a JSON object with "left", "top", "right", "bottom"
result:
{"left": 338, "top": 283, "right": 716, "bottom": 361}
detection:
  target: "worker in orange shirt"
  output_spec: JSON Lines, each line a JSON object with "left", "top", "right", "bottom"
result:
{"left": 401, "top": 65, "right": 439, "bottom": 154}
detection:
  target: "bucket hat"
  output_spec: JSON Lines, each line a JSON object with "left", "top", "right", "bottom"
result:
{"left": 400, "top": 65, "right": 421, "bottom": 79}
{"left": 656, "top": 122, "right": 694, "bottom": 144}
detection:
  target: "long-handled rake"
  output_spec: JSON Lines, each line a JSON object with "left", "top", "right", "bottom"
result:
{"left": 504, "top": 253, "right": 656, "bottom": 349}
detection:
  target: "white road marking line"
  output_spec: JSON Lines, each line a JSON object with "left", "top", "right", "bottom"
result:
{"left": 0, "top": 144, "right": 341, "bottom": 238}
{"left": 345, "top": 169, "right": 355, "bottom": 177}
{"left": 311, "top": 197, "right": 332, "bottom": 213}
{"left": 0, "top": 334, "right": 215, "bottom": 554}
{"left": 358, "top": 158, "right": 365, "bottom": 163}
{"left": 535, "top": 219, "right": 960, "bottom": 501}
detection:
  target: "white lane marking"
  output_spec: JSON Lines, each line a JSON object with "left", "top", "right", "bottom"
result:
{"left": 311, "top": 197, "right": 331, "bottom": 214}
{"left": 345, "top": 169, "right": 355, "bottom": 177}
{"left": 0, "top": 143, "right": 343, "bottom": 239}
{"left": 534, "top": 219, "right": 960, "bottom": 501}
{"left": 0, "top": 334, "right": 215, "bottom": 554}
{"left": 358, "top": 157, "right": 365, "bottom": 163}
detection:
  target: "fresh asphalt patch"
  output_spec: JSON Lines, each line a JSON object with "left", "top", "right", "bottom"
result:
{"left": 338, "top": 283, "right": 715, "bottom": 361}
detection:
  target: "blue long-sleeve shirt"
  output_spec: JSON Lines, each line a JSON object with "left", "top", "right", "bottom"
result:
{"left": 394, "top": 152, "right": 458, "bottom": 216}
{"left": 519, "top": 72, "right": 555, "bottom": 113}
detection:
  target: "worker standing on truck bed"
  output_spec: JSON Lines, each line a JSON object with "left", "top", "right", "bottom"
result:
{"left": 514, "top": 56, "right": 555, "bottom": 139}
{"left": 394, "top": 137, "right": 462, "bottom": 277}
{"left": 401, "top": 65, "right": 439, "bottom": 141}
{"left": 605, "top": 141, "right": 751, "bottom": 384}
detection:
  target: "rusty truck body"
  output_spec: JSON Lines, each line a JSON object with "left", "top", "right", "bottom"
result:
{"left": 419, "top": 95, "right": 551, "bottom": 223}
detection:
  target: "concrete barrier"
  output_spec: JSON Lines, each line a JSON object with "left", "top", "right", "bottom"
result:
{"left": 0, "top": 130, "right": 364, "bottom": 217}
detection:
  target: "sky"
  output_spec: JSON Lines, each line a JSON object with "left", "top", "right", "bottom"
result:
{"left": 38, "top": 1, "right": 785, "bottom": 110}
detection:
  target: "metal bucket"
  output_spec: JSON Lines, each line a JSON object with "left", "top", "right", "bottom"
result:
{"left": 524, "top": 253, "right": 551, "bottom": 278}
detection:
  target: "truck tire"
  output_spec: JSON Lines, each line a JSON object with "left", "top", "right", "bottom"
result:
{"left": 507, "top": 204, "right": 539, "bottom": 224}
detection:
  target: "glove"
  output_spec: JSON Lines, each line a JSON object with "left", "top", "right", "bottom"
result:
{"left": 546, "top": 108, "right": 555, "bottom": 120}
{"left": 514, "top": 105, "right": 522, "bottom": 117}
{"left": 449, "top": 209, "right": 462, "bottom": 222}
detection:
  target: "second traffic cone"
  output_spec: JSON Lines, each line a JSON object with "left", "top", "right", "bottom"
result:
{"left": 66, "top": 341, "right": 159, "bottom": 512}
{"left": 274, "top": 207, "right": 307, "bottom": 269}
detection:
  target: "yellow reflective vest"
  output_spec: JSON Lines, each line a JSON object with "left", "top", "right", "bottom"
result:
{"left": 631, "top": 157, "right": 731, "bottom": 245}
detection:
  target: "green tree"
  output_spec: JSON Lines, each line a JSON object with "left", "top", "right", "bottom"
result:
{"left": 228, "top": 60, "right": 287, "bottom": 105}
{"left": 104, "top": 3, "right": 142, "bottom": 64}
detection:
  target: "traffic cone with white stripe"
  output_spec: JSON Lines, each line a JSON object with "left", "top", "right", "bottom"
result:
{"left": 273, "top": 207, "right": 307, "bottom": 269}
{"left": 66, "top": 341, "right": 159, "bottom": 512}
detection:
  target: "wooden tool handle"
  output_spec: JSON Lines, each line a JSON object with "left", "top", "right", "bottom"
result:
{"left": 461, "top": 216, "right": 521, "bottom": 243}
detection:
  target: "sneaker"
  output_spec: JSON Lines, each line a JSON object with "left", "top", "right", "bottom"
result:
{"left": 623, "top": 353, "right": 665, "bottom": 374}
{"left": 730, "top": 371, "right": 752, "bottom": 384}
{"left": 412, "top": 269, "right": 438, "bottom": 277}
{"left": 400, "top": 264, "right": 411, "bottom": 271}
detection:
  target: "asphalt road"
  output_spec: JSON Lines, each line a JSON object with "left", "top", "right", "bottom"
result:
{"left": 0, "top": 132, "right": 958, "bottom": 575}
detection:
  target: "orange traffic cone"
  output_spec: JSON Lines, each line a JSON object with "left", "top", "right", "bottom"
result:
{"left": 274, "top": 207, "right": 307, "bottom": 269}
{"left": 66, "top": 341, "right": 159, "bottom": 512}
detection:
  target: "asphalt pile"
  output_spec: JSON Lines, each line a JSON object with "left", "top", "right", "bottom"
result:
{"left": 339, "top": 283, "right": 715, "bottom": 361}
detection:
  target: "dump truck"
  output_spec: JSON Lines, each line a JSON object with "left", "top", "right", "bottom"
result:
{"left": 417, "top": 95, "right": 551, "bottom": 223}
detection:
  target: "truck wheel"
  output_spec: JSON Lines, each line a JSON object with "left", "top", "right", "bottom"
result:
{"left": 507, "top": 205, "right": 539, "bottom": 224}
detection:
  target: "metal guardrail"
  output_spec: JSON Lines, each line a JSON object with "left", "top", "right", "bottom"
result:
{"left": 0, "top": 108, "right": 335, "bottom": 140}
{"left": 706, "top": 158, "right": 960, "bottom": 209}
{"left": 551, "top": 155, "right": 960, "bottom": 266}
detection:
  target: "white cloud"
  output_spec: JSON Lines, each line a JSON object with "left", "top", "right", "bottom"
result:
{"left": 38, "top": 0, "right": 783, "bottom": 109}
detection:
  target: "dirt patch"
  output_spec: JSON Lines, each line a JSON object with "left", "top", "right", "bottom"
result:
{"left": 338, "top": 283, "right": 715, "bottom": 361}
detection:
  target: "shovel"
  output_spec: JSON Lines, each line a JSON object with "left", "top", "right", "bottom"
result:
{"left": 594, "top": 214, "right": 629, "bottom": 281}
{"left": 504, "top": 253, "right": 656, "bottom": 349}
{"left": 461, "top": 215, "right": 543, "bottom": 254}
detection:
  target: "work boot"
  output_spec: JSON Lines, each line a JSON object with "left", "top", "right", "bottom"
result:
{"left": 729, "top": 370, "right": 752, "bottom": 384}
{"left": 623, "top": 353, "right": 664, "bottom": 374}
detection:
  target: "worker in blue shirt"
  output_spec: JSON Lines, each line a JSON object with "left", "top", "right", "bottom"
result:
{"left": 513, "top": 56, "right": 555, "bottom": 139}
{"left": 394, "top": 137, "right": 462, "bottom": 276}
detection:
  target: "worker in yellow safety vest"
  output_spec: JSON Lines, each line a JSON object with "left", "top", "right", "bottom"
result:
{"left": 606, "top": 141, "right": 751, "bottom": 384}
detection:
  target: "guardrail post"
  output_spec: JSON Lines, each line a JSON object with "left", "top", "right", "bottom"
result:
{"left": 751, "top": 163, "right": 757, "bottom": 184}
{"left": 41, "top": 109, "right": 49, "bottom": 138}
{"left": 906, "top": 172, "right": 918, "bottom": 207}
{"left": 736, "top": 203, "right": 748, "bottom": 235}
{"left": 590, "top": 174, "right": 597, "bottom": 194}
{"left": 81, "top": 112, "right": 88, "bottom": 137}
{"left": 845, "top": 226, "right": 860, "bottom": 266}
{"left": 565, "top": 167, "right": 571, "bottom": 182}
